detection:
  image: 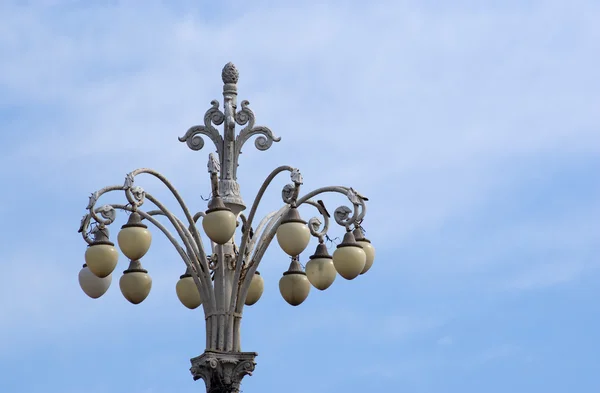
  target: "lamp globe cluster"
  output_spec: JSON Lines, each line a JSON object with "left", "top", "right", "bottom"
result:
{"left": 79, "top": 212, "right": 155, "bottom": 304}
{"left": 76, "top": 63, "right": 376, "bottom": 393}
{"left": 275, "top": 206, "right": 376, "bottom": 306}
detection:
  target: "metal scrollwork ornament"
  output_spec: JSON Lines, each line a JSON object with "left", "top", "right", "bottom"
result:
{"left": 179, "top": 100, "right": 225, "bottom": 153}
{"left": 281, "top": 184, "right": 296, "bottom": 205}
{"left": 306, "top": 200, "right": 330, "bottom": 240}
{"left": 235, "top": 100, "right": 281, "bottom": 154}
{"left": 334, "top": 205, "right": 354, "bottom": 229}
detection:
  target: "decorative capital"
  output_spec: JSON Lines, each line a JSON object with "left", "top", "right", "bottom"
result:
{"left": 222, "top": 62, "right": 239, "bottom": 84}
{"left": 190, "top": 351, "right": 257, "bottom": 392}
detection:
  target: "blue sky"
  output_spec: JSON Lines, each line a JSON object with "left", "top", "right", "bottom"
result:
{"left": 0, "top": 0, "right": 599, "bottom": 392}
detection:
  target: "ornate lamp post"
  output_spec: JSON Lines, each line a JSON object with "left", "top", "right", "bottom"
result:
{"left": 77, "top": 63, "right": 375, "bottom": 393}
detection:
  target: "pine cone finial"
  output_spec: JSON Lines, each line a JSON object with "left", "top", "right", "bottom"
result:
{"left": 222, "top": 62, "right": 239, "bottom": 84}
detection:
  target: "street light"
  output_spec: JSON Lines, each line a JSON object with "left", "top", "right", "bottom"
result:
{"left": 76, "top": 63, "right": 374, "bottom": 393}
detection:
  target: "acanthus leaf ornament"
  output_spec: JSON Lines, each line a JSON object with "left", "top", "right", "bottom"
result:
{"left": 98, "top": 205, "right": 116, "bottom": 224}
{"left": 279, "top": 168, "right": 302, "bottom": 205}
{"left": 347, "top": 187, "right": 368, "bottom": 205}
{"left": 334, "top": 205, "right": 353, "bottom": 227}
{"left": 207, "top": 152, "right": 221, "bottom": 175}
{"left": 290, "top": 168, "right": 303, "bottom": 185}
{"left": 87, "top": 191, "right": 98, "bottom": 210}
{"left": 78, "top": 214, "right": 89, "bottom": 234}
{"left": 124, "top": 172, "right": 135, "bottom": 189}
{"left": 281, "top": 184, "right": 296, "bottom": 205}
{"left": 309, "top": 217, "right": 322, "bottom": 234}
{"left": 130, "top": 186, "right": 145, "bottom": 203}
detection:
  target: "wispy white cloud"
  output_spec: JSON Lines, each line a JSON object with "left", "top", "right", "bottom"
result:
{"left": 0, "top": 1, "right": 599, "bottom": 392}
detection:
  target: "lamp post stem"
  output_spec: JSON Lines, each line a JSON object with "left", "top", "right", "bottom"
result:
{"left": 219, "top": 62, "right": 246, "bottom": 216}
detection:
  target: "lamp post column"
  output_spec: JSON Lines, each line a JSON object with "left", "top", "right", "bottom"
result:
{"left": 191, "top": 63, "right": 257, "bottom": 393}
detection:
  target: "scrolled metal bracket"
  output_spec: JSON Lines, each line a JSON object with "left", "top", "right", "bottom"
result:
{"left": 281, "top": 168, "right": 303, "bottom": 205}
{"left": 179, "top": 100, "right": 225, "bottom": 155}
{"left": 232, "top": 100, "right": 281, "bottom": 179}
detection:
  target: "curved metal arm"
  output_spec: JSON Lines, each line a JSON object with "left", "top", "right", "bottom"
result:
{"left": 192, "top": 211, "right": 206, "bottom": 224}
{"left": 296, "top": 186, "right": 367, "bottom": 230}
{"left": 235, "top": 186, "right": 368, "bottom": 312}
{"left": 81, "top": 180, "right": 215, "bottom": 310}
{"left": 235, "top": 206, "right": 290, "bottom": 314}
{"left": 84, "top": 175, "right": 211, "bottom": 276}
{"left": 79, "top": 205, "right": 116, "bottom": 244}
{"left": 143, "top": 192, "right": 214, "bottom": 307}
{"left": 84, "top": 204, "right": 214, "bottom": 313}
{"left": 85, "top": 185, "right": 123, "bottom": 227}
{"left": 304, "top": 200, "right": 330, "bottom": 241}
{"left": 295, "top": 186, "right": 348, "bottom": 205}
{"left": 228, "top": 166, "right": 295, "bottom": 316}
{"left": 239, "top": 213, "right": 249, "bottom": 241}
{"left": 244, "top": 207, "right": 285, "bottom": 261}
{"left": 125, "top": 168, "right": 207, "bottom": 259}
{"left": 104, "top": 206, "right": 196, "bottom": 271}
{"left": 143, "top": 194, "right": 202, "bottom": 263}
{"left": 144, "top": 209, "right": 200, "bottom": 256}
{"left": 85, "top": 168, "right": 210, "bottom": 260}
{"left": 233, "top": 166, "right": 295, "bottom": 269}
{"left": 126, "top": 209, "right": 214, "bottom": 316}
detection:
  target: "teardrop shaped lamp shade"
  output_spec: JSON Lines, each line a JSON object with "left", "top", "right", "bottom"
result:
{"left": 119, "top": 271, "right": 152, "bottom": 304}
{"left": 176, "top": 276, "right": 202, "bottom": 309}
{"left": 276, "top": 222, "right": 311, "bottom": 256}
{"left": 85, "top": 244, "right": 119, "bottom": 278}
{"left": 305, "top": 257, "right": 337, "bottom": 290}
{"left": 79, "top": 265, "right": 112, "bottom": 299}
{"left": 202, "top": 210, "right": 237, "bottom": 244}
{"left": 245, "top": 273, "right": 265, "bottom": 306}
{"left": 279, "top": 273, "right": 311, "bottom": 306}
{"left": 357, "top": 240, "right": 375, "bottom": 274}
{"left": 118, "top": 226, "right": 152, "bottom": 261}
{"left": 333, "top": 245, "right": 366, "bottom": 280}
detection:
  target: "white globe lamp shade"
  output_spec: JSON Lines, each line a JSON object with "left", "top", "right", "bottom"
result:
{"left": 176, "top": 274, "right": 202, "bottom": 309}
{"left": 203, "top": 196, "right": 237, "bottom": 245}
{"left": 119, "top": 260, "right": 152, "bottom": 304}
{"left": 78, "top": 264, "right": 112, "bottom": 299}
{"left": 276, "top": 208, "right": 311, "bottom": 257}
{"left": 85, "top": 241, "right": 119, "bottom": 278}
{"left": 245, "top": 272, "right": 264, "bottom": 306}
{"left": 332, "top": 231, "right": 366, "bottom": 280}
{"left": 118, "top": 212, "right": 152, "bottom": 261}
{"left": 305, "top": 243, "right": 336, "bottom": 290}
{"left": 279, "top": 258, "right": 311, "bottom": 306}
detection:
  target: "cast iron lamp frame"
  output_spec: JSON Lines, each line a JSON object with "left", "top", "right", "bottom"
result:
{"left": 77, "top": 63, "right": 373, "bottom": 393}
